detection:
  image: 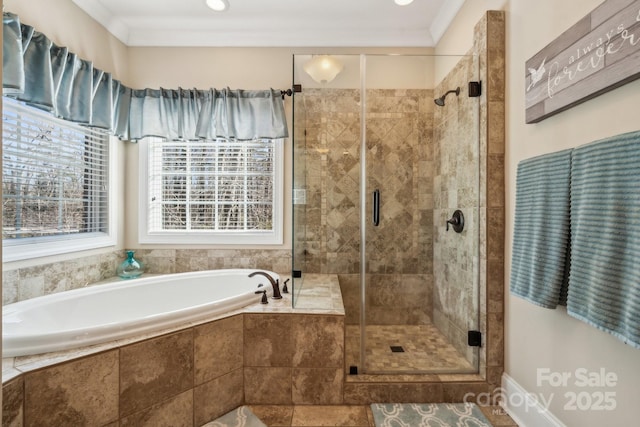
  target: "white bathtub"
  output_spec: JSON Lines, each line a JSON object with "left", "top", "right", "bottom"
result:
{"left": 2, "top": 269, "right": 278, "bottom": 357}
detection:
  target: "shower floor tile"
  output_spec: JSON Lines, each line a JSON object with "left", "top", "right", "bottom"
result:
{"left": 345, "top": 324, "right": 475, "bottom": 374}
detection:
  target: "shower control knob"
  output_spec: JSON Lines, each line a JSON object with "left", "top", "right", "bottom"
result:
{"left": 446, "top": 210, "right": 465, "bottom": 233}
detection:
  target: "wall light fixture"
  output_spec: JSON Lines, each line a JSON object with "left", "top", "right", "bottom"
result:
{"left": 303, "top": 55, "right": 344, "bottom": 84}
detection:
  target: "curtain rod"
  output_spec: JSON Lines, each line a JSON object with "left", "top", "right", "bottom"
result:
{"left": 280, "top": 85, "right": 302, "bottom": 99}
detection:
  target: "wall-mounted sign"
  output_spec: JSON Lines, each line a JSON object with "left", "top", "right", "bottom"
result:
{"left": 525, "top": 0, "right": 640, "bottom": 123}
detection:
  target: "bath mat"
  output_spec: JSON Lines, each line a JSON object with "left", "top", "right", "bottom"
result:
{"left": 202, "top": 406, "right": 267, "bottom": 427}
{"left": 370, "top": 403, "right": 493, "bottom": 427}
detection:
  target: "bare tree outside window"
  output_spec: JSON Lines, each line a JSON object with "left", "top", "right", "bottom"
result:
{"left": 147, "top": 138, "right": 275, "bottom": 234}
{"left": 2, "top": 101, "right": 109, "bottom": 241}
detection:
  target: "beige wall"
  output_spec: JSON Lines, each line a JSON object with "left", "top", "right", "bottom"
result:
{"left": 440, "top": 1, "right": 640, "bottom": 426}
{"left": 4, "top": 0, "right": 129, "bottom": 83}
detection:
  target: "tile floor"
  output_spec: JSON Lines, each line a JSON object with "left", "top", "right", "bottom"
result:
{"left": 247, "top": 405, "right": 519, "bottom": 426}
{"left": 345, "top": 324, "right": 475, "bottom": 374}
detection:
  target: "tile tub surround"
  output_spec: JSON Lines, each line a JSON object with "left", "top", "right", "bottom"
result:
{"left": 2, "top": 250, "right": 124, "bottom": 305}
{"left": 3, "top": 275, "right": 503, "bottom": 424}
{"left": 3, "top": 321, "right": 244, "bottom": 427}
{"left": 2, "top": 248, "right": 292, "bottom": 305}
{"left": 2, "top": 274, "right": 345, "bottom": 426}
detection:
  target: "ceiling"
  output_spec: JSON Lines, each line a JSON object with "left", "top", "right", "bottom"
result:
{"left": 71, "top": 0, "right": 465, "bottom": 47}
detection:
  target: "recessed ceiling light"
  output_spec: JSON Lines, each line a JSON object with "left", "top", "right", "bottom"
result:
{"left": 394, "top": 0, "right": 414, "bottom": 5}
{"left": 206, "top": 0, "right": 229, "bottom": 12}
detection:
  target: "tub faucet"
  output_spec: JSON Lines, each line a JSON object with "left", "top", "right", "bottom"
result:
{"left": 248, "top": 271, "right": 282, "bottom": 299}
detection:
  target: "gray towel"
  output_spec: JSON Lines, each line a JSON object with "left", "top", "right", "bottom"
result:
{"left": 510, "top": 149, "right": 572, "bottom": 308}
{"left": 568, "top": 130, "right": 640, "bottom": 349}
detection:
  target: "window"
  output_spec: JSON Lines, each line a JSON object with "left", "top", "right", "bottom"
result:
{"left": 2, "top": 98, "right": 114, "bottom": 261}
{"left": 139, "top": 137, "right": 283, "bottom": 245}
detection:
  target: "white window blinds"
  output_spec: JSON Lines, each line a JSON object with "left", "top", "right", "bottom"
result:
{"left": 2, "top": 98, "right": 110, "bottom": 242}
{"left": 147, "top": 138, "right": 276, "bottom": 234}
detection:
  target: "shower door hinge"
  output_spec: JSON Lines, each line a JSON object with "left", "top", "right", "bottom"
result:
{"left": 468, "top": 330, "right": 482, "bottom": 347}
{"left": 293, "top": 84, "right": 302, "bottom": 93}
{"left": 468, "top": 81, "right": 482, "bottom": 97}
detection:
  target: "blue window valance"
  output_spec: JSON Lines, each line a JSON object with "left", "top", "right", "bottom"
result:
{"left": 1, "top": 12, "right": 289, "bottom": 141}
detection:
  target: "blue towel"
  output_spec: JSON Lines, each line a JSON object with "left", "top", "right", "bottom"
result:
{"left": 510, "top": 149, "right": 572, "bottom": 308}
{"left": 568, "top": 130, "right": 640, "bottom": 349}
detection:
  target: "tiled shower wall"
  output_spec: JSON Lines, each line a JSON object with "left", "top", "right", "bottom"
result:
{"left": 365, "top": 89, "right": 434, "bottom": 326}
{"left": 294, "top": 88, "right": 362, "bottom": 275}
{"left": 431, "top": 11, "right": 506, "bottom": 379}
{"left": 476, "top": 11, "right": 506, "bottom": 389}
{"left": 295, "top": 88, "right": 434, "bottom": 326}
{"left": 2, "top": 249, "right": 291, "bottom": 305}
{"left": 432, "top": 55, "right": 481, "bottom": 366}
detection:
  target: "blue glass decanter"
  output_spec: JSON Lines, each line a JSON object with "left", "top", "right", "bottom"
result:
{"left": 117, "top": 250, "right": 144, "bottom": 279}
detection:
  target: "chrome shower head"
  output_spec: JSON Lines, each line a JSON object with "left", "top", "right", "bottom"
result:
{"left": 434, "top": 87, "right": 460, "bottom": 106}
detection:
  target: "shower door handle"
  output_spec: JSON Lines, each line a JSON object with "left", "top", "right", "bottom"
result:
{"left": 372, "top": 189, "right": 380, "bottom": 227}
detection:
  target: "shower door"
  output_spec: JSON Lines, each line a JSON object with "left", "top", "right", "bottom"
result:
{"left": 361, "top": 54, "right": 480, "bottom": 374}
{"left": 291, "top": 78, "right": 307, "bottom": 307}
{"left": 292, "top": 54, "right": 363, "bottom": 309}
{"left": 292, "top": 53, "right": 481, "bottom": 375}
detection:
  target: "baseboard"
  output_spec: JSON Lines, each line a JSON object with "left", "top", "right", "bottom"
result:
{"left": 501, "top": 373, "right": 568, "bottom": 427}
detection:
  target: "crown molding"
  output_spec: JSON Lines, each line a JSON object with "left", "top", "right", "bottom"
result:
{"left": 71, "top": 0, "right": 464, "bottom": 48}
{"left": 429, "top": 0, "right": 466, "bottom": 45}
{"left": 71, "top": 0, "right": 130, "bottom": 45}
{"left": 125, "top": 27, "right": 434, "bottom": 47}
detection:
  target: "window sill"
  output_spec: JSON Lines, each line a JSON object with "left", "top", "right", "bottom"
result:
{"left": 139, "top": 231, "right": 283, "bottom": 246}
{"left": 2, "top": 233, "right": 116, "bottom": 263}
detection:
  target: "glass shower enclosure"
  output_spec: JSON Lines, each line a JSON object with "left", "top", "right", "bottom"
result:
{"left": 292, "top": 53, "right": 480, "bottom": 375}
